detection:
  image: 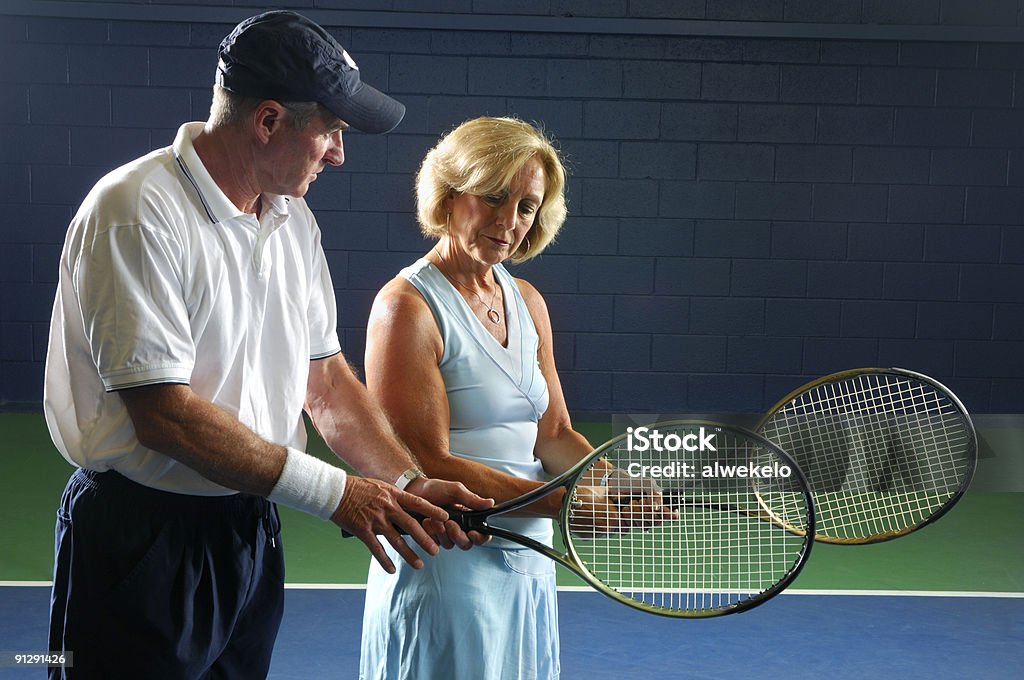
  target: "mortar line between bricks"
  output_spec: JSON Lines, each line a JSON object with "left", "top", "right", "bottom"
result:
{"left": 3, "top": 2, "right": 1024, "bottom": 43}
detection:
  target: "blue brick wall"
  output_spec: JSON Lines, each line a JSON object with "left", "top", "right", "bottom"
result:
{"left": 3, "top": 1, "right": 1024, "bottom": 416}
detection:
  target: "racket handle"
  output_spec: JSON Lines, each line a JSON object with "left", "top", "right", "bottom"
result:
{"left": 340, "top": 509, "right": 471, "bottom": 538}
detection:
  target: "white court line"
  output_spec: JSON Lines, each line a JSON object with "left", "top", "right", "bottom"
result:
{"left": 553, "top": 585, "right": 1024, "bottom": 598}
{"left": 5, "top": 581, "right": 1023, "bottom": 598}
{"left": 782, "top": 589, "right": 1024, "bottom": 598}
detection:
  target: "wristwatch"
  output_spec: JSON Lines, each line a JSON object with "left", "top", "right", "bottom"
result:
{"left": 395, "top": 467, "right": 425, "bottom": 490}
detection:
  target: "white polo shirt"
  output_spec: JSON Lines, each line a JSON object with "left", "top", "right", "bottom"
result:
{"left": 44, "top": 122, "right": 342, "bottom": 495}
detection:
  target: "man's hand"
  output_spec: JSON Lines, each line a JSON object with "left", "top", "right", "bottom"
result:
{"left": 331, "top": 476, "right": 455, "bottom": 574}
{"left": 407, "top": 477, "right": 494, "bottom": 550}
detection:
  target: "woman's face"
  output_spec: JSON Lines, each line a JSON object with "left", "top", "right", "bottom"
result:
{"left": 445, "top": 157, "right": 545, "bottom": 267}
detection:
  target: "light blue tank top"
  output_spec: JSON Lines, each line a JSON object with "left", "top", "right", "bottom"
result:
{"left": 400, "top": 258, "right": 552, "bottom": 545}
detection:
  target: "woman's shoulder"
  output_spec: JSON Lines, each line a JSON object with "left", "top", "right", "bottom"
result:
{"left": 373, "top": 275, "right": 431, "bottom": 318}
{"left": 369, "top": 276, "right": 444, "bottom": 361}
{"left": 510, "top": 275, "right": 553, "bottom": 338}
{"left": 510, "top": 275, "right": 546, "bottom": 311}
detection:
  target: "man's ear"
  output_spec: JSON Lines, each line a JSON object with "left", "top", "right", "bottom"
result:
{"left": 252, "top": 100, "right": 286, "bottom": 144}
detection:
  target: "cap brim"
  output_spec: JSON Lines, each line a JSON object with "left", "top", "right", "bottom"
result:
{"left": 325, "top": 82, "right": 405, "bottom": 134}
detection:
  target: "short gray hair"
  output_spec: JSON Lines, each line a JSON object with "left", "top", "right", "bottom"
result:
{"left": 208, "top": 84, "right": 331, "bottom": 130}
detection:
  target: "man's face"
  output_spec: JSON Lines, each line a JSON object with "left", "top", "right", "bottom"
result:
{"left": 263, "top": 111, "right": 346, "bottom": 198}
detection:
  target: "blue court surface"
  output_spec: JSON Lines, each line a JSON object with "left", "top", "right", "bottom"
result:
{"left": 2, "top": 584, "right": 1019, "bottom": 679}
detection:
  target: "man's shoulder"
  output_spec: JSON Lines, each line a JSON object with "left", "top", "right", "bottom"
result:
{"left": 78, "top": 145, "right": 186, "bottom": 229}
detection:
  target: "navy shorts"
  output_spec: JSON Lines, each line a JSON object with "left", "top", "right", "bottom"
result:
{"left": 48, "top": 468, "right": 285, "bottom": 679}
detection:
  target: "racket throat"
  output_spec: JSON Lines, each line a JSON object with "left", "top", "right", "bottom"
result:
{"left": 449, "top": 508, "right": 487, "bottom": 534}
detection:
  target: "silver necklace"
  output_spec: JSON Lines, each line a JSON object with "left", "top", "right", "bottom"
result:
{"left": 433, "top": 250, "right": 501, "bottom": 324}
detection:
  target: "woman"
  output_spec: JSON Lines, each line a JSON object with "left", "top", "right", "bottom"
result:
{"left": 358, "top": 117, "right": 617, "bottom": 680}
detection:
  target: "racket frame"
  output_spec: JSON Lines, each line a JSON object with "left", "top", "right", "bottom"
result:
{"left": 754, "top": 367, "right": 978, "bottom": 545}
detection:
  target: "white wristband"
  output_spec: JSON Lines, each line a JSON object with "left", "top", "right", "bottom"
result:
{"left": 267, "top": 447, "right": 347, "bottom": 521}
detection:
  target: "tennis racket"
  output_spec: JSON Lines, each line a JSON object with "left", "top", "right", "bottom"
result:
{"left": 755, "top": 368, "right": 977, "bottom": 544}
{"left": 372, "top": 421, "right": 815, "bottom": 618}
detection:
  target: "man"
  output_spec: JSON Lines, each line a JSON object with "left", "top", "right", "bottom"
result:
{"left": 43, "top": 11, "right": 489, "bottom": 679}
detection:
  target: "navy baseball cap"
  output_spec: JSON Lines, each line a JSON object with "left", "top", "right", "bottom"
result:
{"left": 217, "top": 10, "right": 405, "bottom": 134}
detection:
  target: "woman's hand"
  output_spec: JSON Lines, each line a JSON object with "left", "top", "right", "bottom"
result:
{"left": 568, "top": 474, "right": 678, "bottom": 538}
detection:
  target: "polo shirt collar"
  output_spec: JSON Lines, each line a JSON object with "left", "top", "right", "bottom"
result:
{"left": 172, "top": 122, "right": 291, "bottom": 225}
{"left": 260, "top": 192, "right": 289, "bottom": 219}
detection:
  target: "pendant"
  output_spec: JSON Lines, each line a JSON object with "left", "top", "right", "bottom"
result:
{"left": 487, "top": 309, "right": 501, "bottom": 324}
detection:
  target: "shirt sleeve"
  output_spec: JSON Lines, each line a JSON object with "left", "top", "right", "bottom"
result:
{"left": 74, "top": 220, "right": 195, "bottom": 391}
{"left": 305, "top": 212, "right": 342, "bottom": 360}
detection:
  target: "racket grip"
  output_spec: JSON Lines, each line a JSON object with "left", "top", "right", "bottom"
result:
{"left": 340, "top": 509, "right": 470, "bottom": 538}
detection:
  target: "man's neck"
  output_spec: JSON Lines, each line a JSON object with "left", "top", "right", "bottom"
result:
{"left": 191, "top": 123, "right": 263, "bottom": 216}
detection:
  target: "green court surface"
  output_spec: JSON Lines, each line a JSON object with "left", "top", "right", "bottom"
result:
{"left": 2, "top": 413, "right": 1021, "bottom": 593}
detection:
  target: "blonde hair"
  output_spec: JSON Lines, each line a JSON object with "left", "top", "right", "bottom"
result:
{"left": 415, "top": 117, "right": 568, "bottom": 263}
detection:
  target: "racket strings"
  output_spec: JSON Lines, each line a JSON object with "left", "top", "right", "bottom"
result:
{"left": 566, "top": 428, "right": 811, "bottom": 616}
{"left": 760, "top": 372, "right": 973, "bottom": 542}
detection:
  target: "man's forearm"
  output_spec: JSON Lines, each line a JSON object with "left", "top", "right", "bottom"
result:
{"left": 305, "top": 354, "right": 420, "bottom": 483}
{"left": 121, "top": 383, "right": 286, "bottom": 496}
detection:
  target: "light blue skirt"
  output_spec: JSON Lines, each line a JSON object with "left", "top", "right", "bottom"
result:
{"left": 359, "top": 543, "right": 560, "bottom": 680}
